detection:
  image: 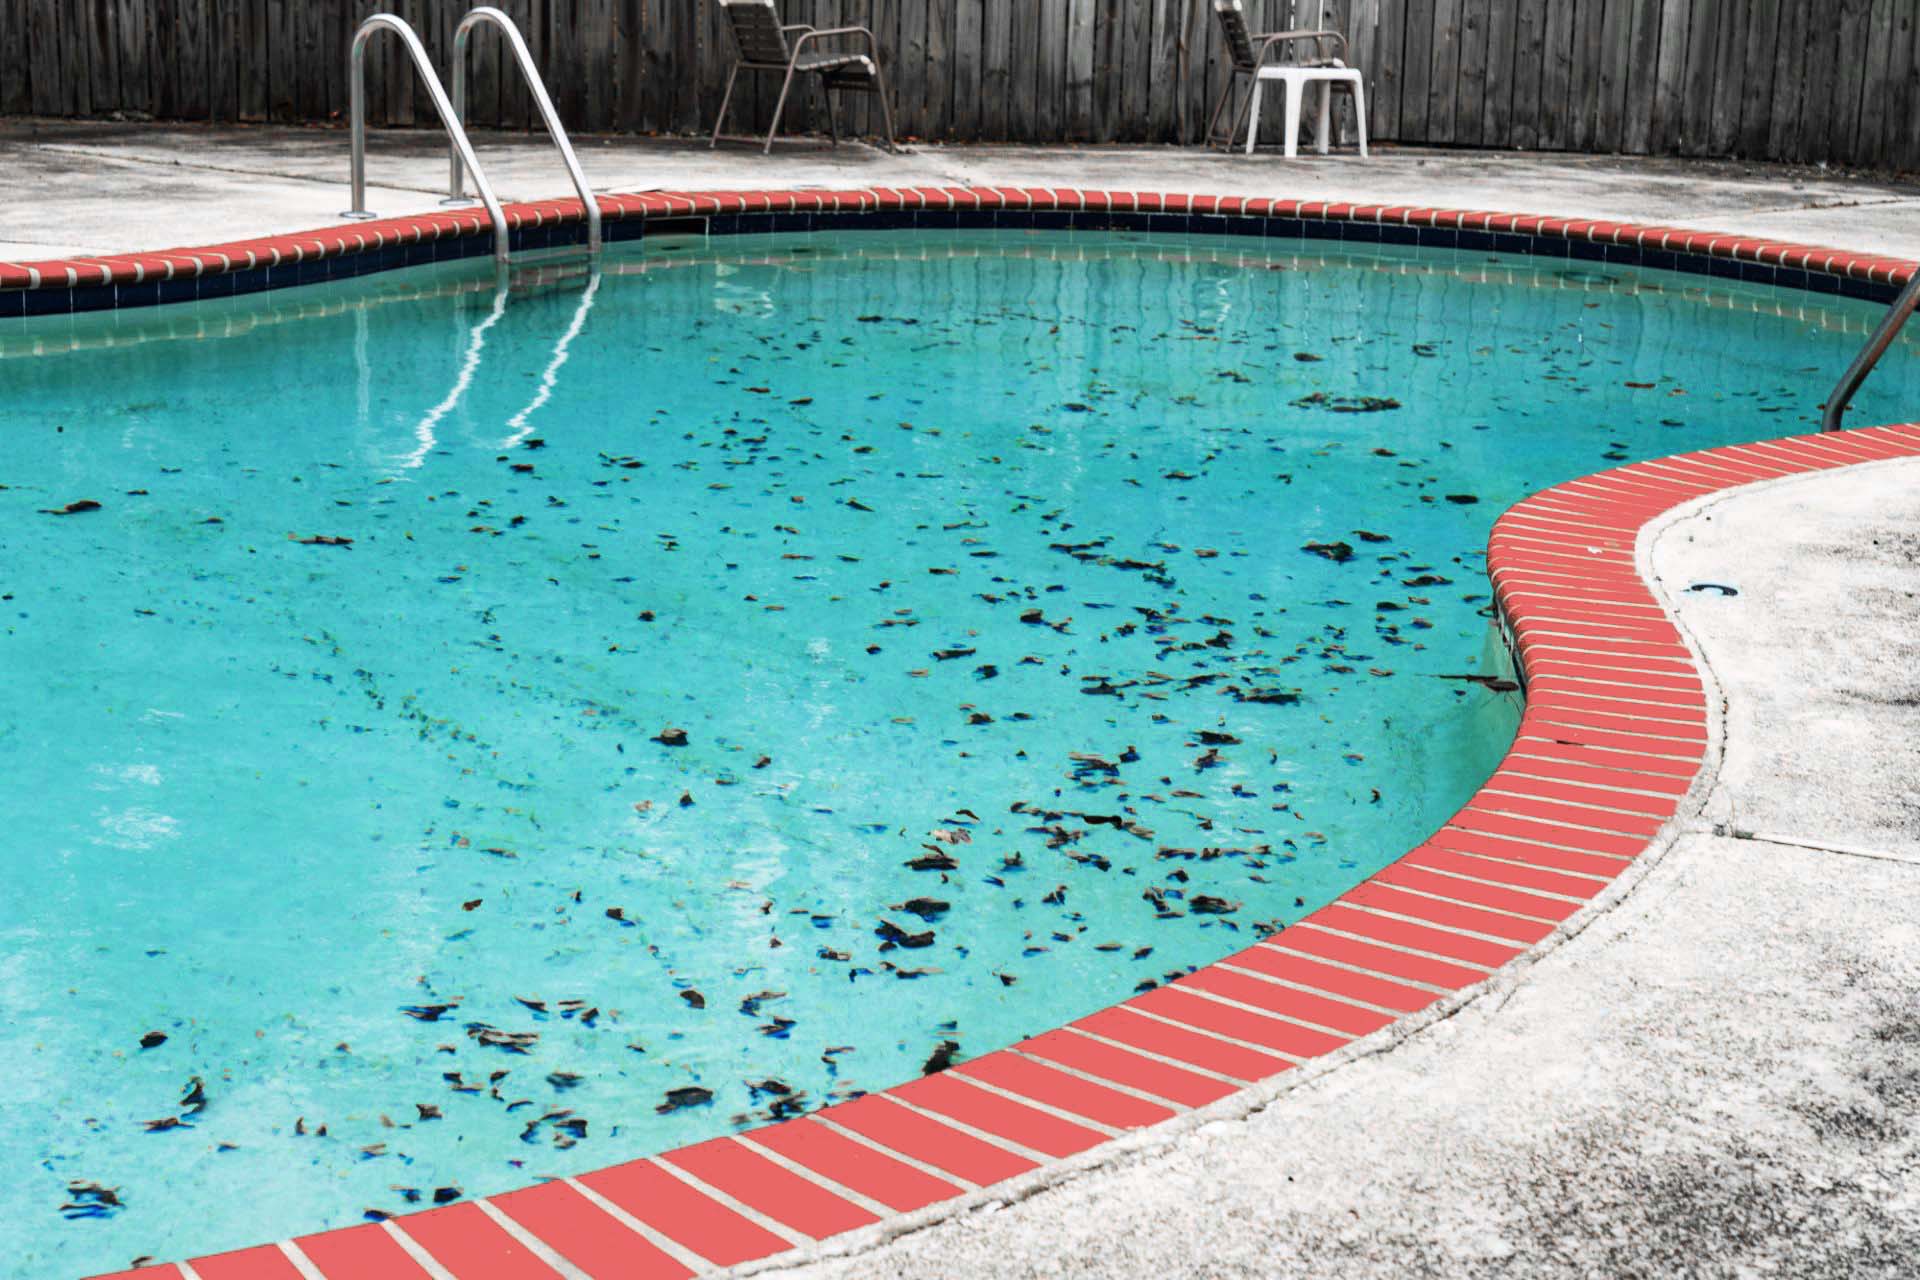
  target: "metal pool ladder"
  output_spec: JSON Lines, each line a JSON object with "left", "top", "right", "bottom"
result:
{"left": 342, "top": 14, "right": 510, "bottom": 264}
{"left": 448, "top": 6, "right": 602, "bottom": 258}
{"left": 1824, "top": 269, "right": 1920, "bottom": 431}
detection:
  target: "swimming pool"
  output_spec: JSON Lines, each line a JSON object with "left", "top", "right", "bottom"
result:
{"left": 8, "top": 215, "right": 1919, "bottom": 1279}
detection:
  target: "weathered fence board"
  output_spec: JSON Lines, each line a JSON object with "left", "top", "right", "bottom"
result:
{"left": 1795, "top": 0, "right": 1841, "bottom": 164}
{"left": 89, "top": 0, "right": 122, "bottom": 114}
{"left": 1425, "top": 0, "right": 1461, "bottom": 146}
{"left": 1451, "top": 0, "right": 1487, "bottom": 145}
{"left": 31, "top": 0, "right": 63, "bottom": 117}
{"left": 1538, "top": 0, "right": 1573, "bottom": 148}
{"left": 1507, "top": 0, "right": 1545, "bottom": 150}
{"left": 1478, "top": 0, "right": 1517, "bottom": 144}
{"left": 1364, "top": 0, "right": 1402, "bottom": 138}
{"left": 5, "top": 1, "right": 1916, "bottom": 171}
{"left": 1881, "top": 1, "right": 1919, "bottom": 170}
{"left": 1828, "top": 0, "right": 1871, "bottom": 162}
{"left": 1566, "top": 0, "right": 1605, "bottom": 151}
{"left": 181, "top": 0, "right": 211, "bottom": 119}
{"left": 1116, "top": 0, "right": 1146, "bottom": 144}
{"left": 1, "top": 1, "right": 28, "bottom": 116}
{"left": 1089, "top": 0, "right": 1119, "bottom": 142}
{"left": 1765, "top": 0, "right": 1808, "bottom": 159}
{"left": 62, "top": 0, "right": 91, "bottom": 115}
{"left": 1678, "top": 0, "right": 1717, "bottom": 153}
{"left": 1648, "top": 0, "right": 1690, "bottom": 153}
{"left": 1709, "top": 0, "right": 1751, "bottom": 156}
{"left": 1595, "top": 0, "right": 1635, "bottom": 150}
{"left": 1735, "top": 0, "right": 1777, "bottom": 155}
{"left": 1855, "top": 0, "right": 1896, "bottom": 165}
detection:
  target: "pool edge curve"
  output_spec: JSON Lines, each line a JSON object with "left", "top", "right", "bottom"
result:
{"left": 52, "top": 193, "right": 1920, "bottom": 1280}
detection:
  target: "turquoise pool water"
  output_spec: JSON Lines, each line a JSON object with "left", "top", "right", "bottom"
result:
{"left": 6, "top": 230, "right": 1917, "bottom": 1278}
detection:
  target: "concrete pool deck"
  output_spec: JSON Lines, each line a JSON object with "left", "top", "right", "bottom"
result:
{"left": 5, "top": 122, "right": 1916, "bottom": 1277}
{"left": 3, "top": 119, "right": 1920, "bottom": 264}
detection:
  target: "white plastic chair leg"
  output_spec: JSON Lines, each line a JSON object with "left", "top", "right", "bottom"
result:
{"left": 1282, "top": 78, "right": 1303, "bottom": 160}
{"left": 1315, "top": 80, "right": 1332, "bottom": 155}
{"left": 1245, "top": 81, "right": 1264, "bottom": 155}
{"left": 1351, "top": 76, "right": 1369, "bottom": 157}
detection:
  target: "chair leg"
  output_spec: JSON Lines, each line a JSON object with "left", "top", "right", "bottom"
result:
{"left": 870, "top": 62, "right": 899, "bottom": 151}
{"left": 765, "top": 63, "right": 799, "bottom": 154}
{"left": 1203, "top": 73, "right": 1238, "bottom": 149}
{"left": 1282, "top": 80, "right": 1303, "bottom": 160}
{"left": 1315, "top": 80, "right": 1332, "bottom": 155}
{"left": 824, "top": 82, "right": 841, "bottom": 147}
{"left": 1351, "top": 78, "right": 1369, "bottom": 157}
{"left": 1244, "top": 81, "right": 1263, "bottom": 156}
{"left": 1227, "top": 78, "right": 1258, "bottom": 151}
{"left": 710, "top": 63, "right": 741, "bottom": 149}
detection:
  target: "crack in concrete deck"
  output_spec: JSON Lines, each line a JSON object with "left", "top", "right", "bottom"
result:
{"left": 1709, "top": 829, "right": 1920, "bottom": 867}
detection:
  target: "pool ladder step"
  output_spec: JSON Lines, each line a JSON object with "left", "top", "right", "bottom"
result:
{"left": 342, "top": 7, "right": 603, "bottom": 267}
{"left": 506, "top": 247, "right": 598, "bottom": 296}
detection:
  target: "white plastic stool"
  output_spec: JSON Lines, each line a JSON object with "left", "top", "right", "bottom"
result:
{"left": 1245, "top": 64, "right": 1368, "bottom": 158}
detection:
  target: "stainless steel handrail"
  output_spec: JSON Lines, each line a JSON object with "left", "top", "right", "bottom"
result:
{"left": 1823, "top": 270, "right": 1920, "bottom": 431}
{"left": 342, "top": 14, "right": 510, "bottom": 265}
{"left": 449, "top": 6, "right": 602, "bottom": 257}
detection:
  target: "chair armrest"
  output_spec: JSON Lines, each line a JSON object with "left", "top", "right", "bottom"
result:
{"left": 780, "top": 23, "right": 813, "bottom": 35}
{"left": 1251, "top": 28, "right": 1349, "bottom": 64}
{"left": 791, "top": 25, "right": 882, "bottom": 59}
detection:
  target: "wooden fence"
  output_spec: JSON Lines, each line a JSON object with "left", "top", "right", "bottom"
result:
{"left": 3, "top": 2, "right": 1916, "bottom": 170}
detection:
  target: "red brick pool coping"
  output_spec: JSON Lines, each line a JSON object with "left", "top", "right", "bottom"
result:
{"left": 46, "top": 193, "right": 1918, "bottom": 1279}
{"left": 3, "top": 186, "right": 1916, "bottom": 307}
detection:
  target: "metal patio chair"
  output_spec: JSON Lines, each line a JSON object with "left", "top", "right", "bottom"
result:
{"left": 1203, "top": 0, "right": 1367, "bottom": 158}
{"left": 709, "top": 0, "right": 898, "bottom": 154}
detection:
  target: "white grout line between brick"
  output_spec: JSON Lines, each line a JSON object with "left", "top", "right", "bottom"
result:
{"left": 1404, "top": 846, "right": 1612, "bottom": 892}
{"left": 936, "top": 1071, "right": 1126, "bottom": 1137}
{"left": 559, "top": 1177, "right": 716, "bottom": 1274}
{"left": 1056, "top": 1025, "right": 1255, "bottom": 1085}
{"left": 471, "top": 1199, "right": 593, "bottom": 1280}
{"left": 1361, "top": 876, "right": 1568, "bottom": 925}
{"left": 1339, "top": 901, "right": 1539, "bottom": 948}
{"left": 1172, "top": 981, "right": 1367, "bottom": 1041}
{"left": 379, "top": 1221, "right": 459, "bottom": 1280}
{"left": 730, "top": 1135, "right": 898, "bottom": 1220}
{"left": 1254, "top": 937, "right": 1458, "bottom": 994}
{"left": 649, "top": 1157, "right": 811, "bottom": 1248}
{"left": 803, "top": 1114, "right": 984, "bottom": 1190}
{"left": 999, "top": 1048, "right": 1193, "bottom": 1111}
{"left": 1286, "top": 919, "right": 1500, "bottom": 973}
{"left": 275, "top": 1240, "right": 328, "bottom": 1280}
{"left": 1384, "top": 860, "right": 1595, "bottom": 905}
{"left": 875, "top": 1094, "right": 1060, "bottom": 1165}
{"left": 1118, "top": 1003, "right": 1309, "bottom": 1065}
{"left": 1211, "top": 962, "right": 1413, "bottom": 1018}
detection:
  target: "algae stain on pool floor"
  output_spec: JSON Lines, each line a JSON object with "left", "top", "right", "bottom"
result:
{"left": 5, "top": 230, "right": 1917, "bottom": 1277}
